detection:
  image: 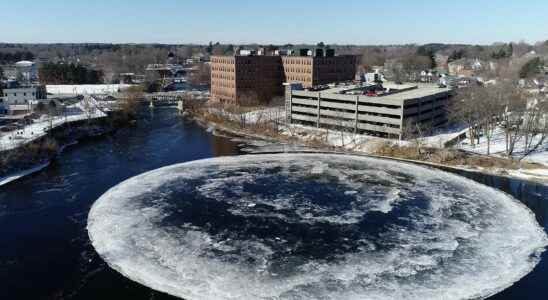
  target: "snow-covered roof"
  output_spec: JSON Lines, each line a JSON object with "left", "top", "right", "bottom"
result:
{"left": 15, "top": 61, "right": 35, "bottom": 67}
{"left": 46, "top": 84, "right": 132, "bottom": 95}
{"left": 8, "top": 105, "right": 31, "bottom": 111}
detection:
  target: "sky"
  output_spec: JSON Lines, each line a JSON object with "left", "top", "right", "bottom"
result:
{"left": 0, "top": 0, "right": 547, "bottom": 45}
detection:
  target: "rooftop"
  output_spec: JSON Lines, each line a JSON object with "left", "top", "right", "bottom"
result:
{"left": 293, "top": 82, "right": 452, "bottom": 103}
{"left": 15, "top": 61, "right": 35, "bottom": 67}
{"left": 378, "top": 84, "right": 451, "bottom": 101}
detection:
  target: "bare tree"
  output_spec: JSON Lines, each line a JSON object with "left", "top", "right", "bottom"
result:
{"left": 512, "top": 41, "right": 533, "bottom": 58}
{"left": 176, "top": 46, "right": 194, "bottom": 60}
{"left": 463, "top": 82, "right": 548, "bottom": 160}
{"left": 478, "top": 86, "right": 506, "bottom": 155}
{"left": 402, "top": 119, "right": 432, "bottom": 156}
{"left": 361, "top": 47, "right": 386, "bottom": 70}
{"left": 330, "top": 109, "right": 356, "bottom": 148}
{"left": 267, "top": 97, "right": 286, "bottom": 134}
{"left": 189, "top": 63, "right": 211, "bottom": 86}
{"left": 120, "top": 85, "right": 144, "bottom": 118}
{"left": 499, "top": 86, "right": 527, "bottom": 156}
{"left": 400, "top": 55, "right": 433, "bottom": 82}
{"left": 519, "top": 98, "right": 548, "bottom": 159}
{"left": 451, "top": 85, "right": 486, "bottom": 147}
{"left": 237, "top": 90, "right": 261, "bottom": 107}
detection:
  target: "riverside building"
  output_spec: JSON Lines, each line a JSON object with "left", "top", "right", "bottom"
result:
{"left": 210, "top": 48, "right": 358, "bottom": 104}
{"left": 285, "top": 82, "right": 453, "bottom": 139}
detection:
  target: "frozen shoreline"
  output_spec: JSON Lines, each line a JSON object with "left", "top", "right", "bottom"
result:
{"left": 0, "top": 162, "right": 50, "bottom": 187}
{"left": 0, "top": 126, "right": 108, "bottom": 188}
{"left": 193, "top": 114, "right": 548, "bottom": 185}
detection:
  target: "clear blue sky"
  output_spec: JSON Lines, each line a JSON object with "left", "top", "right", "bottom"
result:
{"left": 1, "top": 0, "right": 546, "bottom": 45}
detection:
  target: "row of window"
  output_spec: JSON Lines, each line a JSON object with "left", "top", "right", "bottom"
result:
{"left": 211, "top": 89, "right": 236, "bottom": 98}
{"left": 315, "top": 67, "right": 352, "bottom": 72}
{"left": 211, "top": 58, "right": 235, "bottom": 64}
{"left": 212, "top": 73, "right": 235, "bottom": 80}
{"left": 284, "top": 67, "right": 312, "bottom": 74}
{"left": 283, "top": 58, "right": 313, "bottom": 65}
{"left": 290, "top": 118, "right": 397, "bottom": 138}
{"left": 404, "top": 106, "right": 447, "bottom": 118}
{"left": 314, "top": 59, "right": 355, "bottom": 65}
{"left": 292, "top": 103, "right": 401, "bottom": 121}
{"left": 292, "top": 95, "right": 402, "bottom": 110}
{"left": 404, "top": 96, "right": 448, "bottom": 109}
{"left": 311, "top": 113, "right": 401, "bottom": 129}
{"left": 211, "top": 66, "right": 235, "bottom": 72}
{"left": 212, "top": 81, "right": 235, "bottom": 88}
{"left": 3, "top": 92, "right": 35, "bottom": 97}
{"left": 287, "top": 75, "right": 312, "bottom": 83}
{"left": 358, "top": 120, "right": 400, "bottom": 129}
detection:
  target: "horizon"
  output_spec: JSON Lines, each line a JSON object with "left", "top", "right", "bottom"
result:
{"left": 1, "top": 0, "right": 547, "bottom": 45}
{"left": 0, "top": 41, "right": 545, "bottom": 47}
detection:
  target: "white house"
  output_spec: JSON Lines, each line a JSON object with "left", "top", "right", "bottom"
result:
{"left": 1, "top": 85, "right": 47, "bottom": 115}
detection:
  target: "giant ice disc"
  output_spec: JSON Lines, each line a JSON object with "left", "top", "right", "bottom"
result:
{"left": 88, "top": 154, "right": 548, "bottom": 300}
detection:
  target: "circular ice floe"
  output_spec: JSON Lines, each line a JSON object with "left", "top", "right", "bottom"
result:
{"left": 88, "top": 154, "right": 548, "bottom": 300}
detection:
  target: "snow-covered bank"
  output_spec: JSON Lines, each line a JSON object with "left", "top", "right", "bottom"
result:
{"left": 0, "top": 122, "right": 111, "bottom": 187}
{"left": 0, "top": 162, "right": 50, "bottom": 187}
{"left": 192, "top": 108, "right": 548, "bottom": 184}
{"left": 457, "top": 127, "right": 548, "bottom": 167}
{"left": 278, "top": 123, "right": 469, "bottom": 154}
{"left": 0, "top": 100, "right": 107, "bottom": 152}
{"left": 206, "top": 106, "right": 285, "bottom": 125}
{"left": 508, "top": 168, "right": 548, "bottom": 181}
{"left": 525, "top": 151, "right": 548, "bottom": 167}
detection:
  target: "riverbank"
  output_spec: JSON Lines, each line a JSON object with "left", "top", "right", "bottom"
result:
{"left": 0, "top": 111, "right": 135, "bottom": 187}
{"left": 189, "top": 107, "right": 548, "bottom": 185}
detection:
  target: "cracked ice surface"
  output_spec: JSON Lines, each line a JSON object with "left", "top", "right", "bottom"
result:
{"left": 88, "top": 154, "right": 548, "bottom": 300}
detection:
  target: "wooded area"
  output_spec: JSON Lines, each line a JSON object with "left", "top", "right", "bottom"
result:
{"left": 38, "top": 63, "right": 103, "bottom": 84}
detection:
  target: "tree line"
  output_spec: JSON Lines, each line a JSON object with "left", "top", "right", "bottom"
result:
{"left": 0, "top": 51, "right": 35, "bottom": 64}
{"left": 38, "top": 63, "right": 103, "bottom": 84}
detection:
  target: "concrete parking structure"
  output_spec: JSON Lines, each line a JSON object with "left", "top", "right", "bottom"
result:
{"left": 286, "top": 83, "right": 453, "bottom": 139}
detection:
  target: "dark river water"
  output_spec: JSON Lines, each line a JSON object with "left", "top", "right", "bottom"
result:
{"left": 0, "top": 107, "right": 547, "bottom": 300}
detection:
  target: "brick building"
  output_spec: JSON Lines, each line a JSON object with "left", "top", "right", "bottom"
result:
{"left": 210, "top": 50, "right": 358, "bottom": 104}
{"left": 210, "top": 55, "right": 283, "bottom": 104}
{"left": 282, "top": 55, "right": 357, "bottom": 88}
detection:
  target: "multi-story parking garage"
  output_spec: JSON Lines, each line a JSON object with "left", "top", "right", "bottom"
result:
{"left": 285, "top": 83, "right": 453, "bottom": 139}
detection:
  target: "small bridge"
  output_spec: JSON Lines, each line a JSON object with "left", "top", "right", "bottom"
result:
{"left": 145, "top": 92, "right": 184, "bottom": 105}
{"left": 144, "top": 91, "right": 210, "bottom": 111}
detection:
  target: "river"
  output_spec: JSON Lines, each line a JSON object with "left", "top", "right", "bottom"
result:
{"left": 0, "top": 107, "right": 546, "bottom": 300}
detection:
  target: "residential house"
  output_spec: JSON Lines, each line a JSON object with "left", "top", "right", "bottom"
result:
{"left": 448, "top": 58, "right": 484, "bottom": 77}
